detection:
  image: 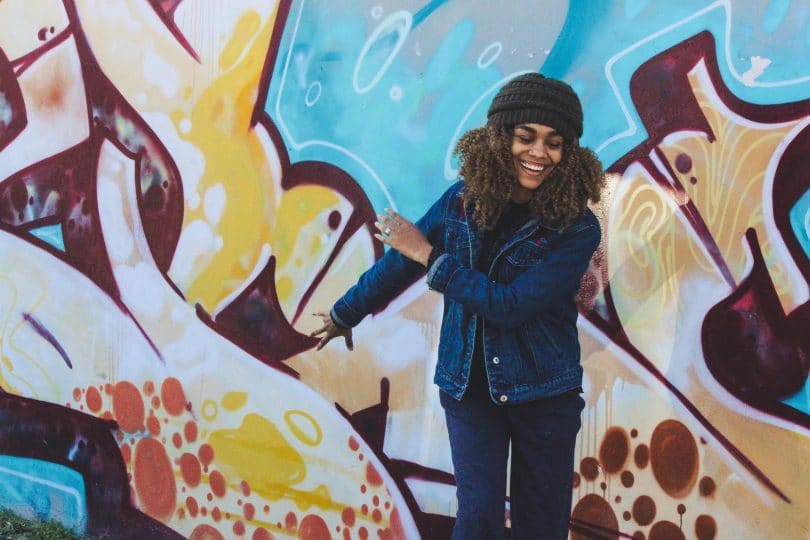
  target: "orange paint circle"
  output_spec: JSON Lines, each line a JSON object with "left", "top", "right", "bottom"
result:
{"left": 366, "top": 462, "right": 383, "bottom": 487}
{"left": 112, "top": 381, "right": 145, "bottom": 433}
{"left": 390, "top": 508, "right": 405, "bottom": 539}
{"left": 189, "top": 524, "right": 224, "bottom": 540}
{"left": 299, "top": 515, "right": 330, "bottom": 540}
{"left": 185, "top": 421, "right": 198, "bottom": 443}
{"left": 180, "top": 452, "right": 202, "bottom": 487}
{"left": 209, "top": 470, "right": 227, "bottom": 497}
{"left": 133, "top": 438, "right": 177, "bottom": 521}
{"left": 243, "top": 503, "right": 255, "bottom": 520}
{"left": 252, "top": 528, "right": 273, "bottom": 540}
{"left": 198, "top": 444, "right": 215, "bottom": 466}
{"left": 161, "top": 377, "right": 187, "bottom": 416}
{"left": 186, "top": 496, "right": 199, "bottom": 517}
{"left": 120, "top": 443, "right": 131, "bottom": 464}
{"left": 86, "top": 387, "right": 102, "bottom": 412}
{"left": 342, "top": 507, "right": 356, "bottom": 527}
{"left": 147, "top": 414, "right": 161, "bottom": 436}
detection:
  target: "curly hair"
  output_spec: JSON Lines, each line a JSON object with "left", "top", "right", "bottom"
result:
{"left": 455, "top": 125, "right": 605, "bottom": 229}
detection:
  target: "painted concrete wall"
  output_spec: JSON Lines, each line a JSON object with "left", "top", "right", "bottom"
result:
{"left": 0, "top": 1, "right": 807, "bottom": 538}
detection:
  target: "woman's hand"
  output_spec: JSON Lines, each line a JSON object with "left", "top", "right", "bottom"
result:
{"left": 310, "top": 312, "right": 354, "bottom": 351}
{"left": 375, "top": 209, "right": 433, "bottom": 267}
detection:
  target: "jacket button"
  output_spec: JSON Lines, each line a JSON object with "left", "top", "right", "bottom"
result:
{"left": 499, "top": 395, "right": 508, "bottom": 403}
{"left": 492, "top": 357, "right": 500, "bottom": 364}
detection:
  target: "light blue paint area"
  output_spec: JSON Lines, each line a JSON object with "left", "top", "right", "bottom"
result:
{"left": 535, "top": 1, "right": 810, "bottom": 166}
{"left": 268, "top": 1, "right": 503, "bottom": 218}
{"left": 762, "top": 0, "right": 790, "bottom": 34}
{"left": 268, "top": 0, "right": 810, "bottom": 208}
{"left": 804, "top": 16, "right": 810, "bottom": 48}
{"left": 573, "top": 2, "right": 810, "bottom": 166}
{"left": 29, "top": 224, "right": 65, "bottom": 251}
{"left": 781, "top": 383, "right": 809, "bottom": 415}
{"left": 790, "top": 189, "right": 810, "bottom": 260}
{"left": 0, "top": 454, "right": 87, "bottom": 534}
{"left": 422, "top": 19, "right": 474, "bottom": 92}
{"left": 625, "top": 0, "right": 653, "bottom": 19}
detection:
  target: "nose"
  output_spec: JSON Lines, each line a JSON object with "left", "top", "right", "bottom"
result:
{"left": 528, "top": 140, "right": 546, "bottom": 157}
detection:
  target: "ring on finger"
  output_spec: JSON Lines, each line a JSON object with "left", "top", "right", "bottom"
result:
{"left": 383, "top": 227, "right": 392, "bottom": 235}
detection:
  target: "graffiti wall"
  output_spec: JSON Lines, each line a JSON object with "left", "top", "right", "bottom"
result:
{"left": 0, "top": 0, "right": 807, "bottom": 538}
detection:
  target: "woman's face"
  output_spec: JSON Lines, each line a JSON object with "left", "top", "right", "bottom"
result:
{"left": 509, "top": 123, "right": 564, "bottom": 203}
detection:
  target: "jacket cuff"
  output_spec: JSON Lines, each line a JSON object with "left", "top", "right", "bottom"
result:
{"left": 426, "top": 253, "right": 460, "bottom": 292}
{"left": 330, "top": 298, "right": 362, "bottom": 328}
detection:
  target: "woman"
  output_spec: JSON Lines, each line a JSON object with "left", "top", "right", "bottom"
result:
{"left": 312, "top": 72, "right": 604, "bottom": 539}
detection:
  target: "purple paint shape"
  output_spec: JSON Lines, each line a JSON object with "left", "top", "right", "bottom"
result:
{"left": 702, "top": 228, "right": 809, "bottom": 405}
{"left": 206, "top": 256, "right": 313, "bottom": 368}
{"left": 22, "top": 313, "right": 72, "bottom": 368}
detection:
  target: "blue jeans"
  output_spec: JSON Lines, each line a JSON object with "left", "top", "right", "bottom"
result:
{"left": 440, "top": 389, "right": 584, "bottom": 540}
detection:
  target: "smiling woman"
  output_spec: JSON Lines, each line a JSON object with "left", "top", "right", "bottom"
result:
{"left": 312, "top": 72, "right": 606, "bottom": 540}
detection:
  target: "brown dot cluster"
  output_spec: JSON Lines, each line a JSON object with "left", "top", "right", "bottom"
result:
{"left": 571, "top": 418, "right": 718, "bottom": 540}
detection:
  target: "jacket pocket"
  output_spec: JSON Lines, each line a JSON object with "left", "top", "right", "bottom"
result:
{"left": 524, "top": 320, "right": 563, "bottom": 379}
{"left": 505, "top": 240, "right": 545, "bottom": 267}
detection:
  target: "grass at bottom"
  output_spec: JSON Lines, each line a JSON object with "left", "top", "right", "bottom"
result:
{"left": 0, "top": 508, "right": 83, "bottom": 540}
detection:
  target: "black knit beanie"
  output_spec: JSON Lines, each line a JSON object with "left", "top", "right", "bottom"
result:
{"left": 486, "top": 72, "right": 583, "bottom": 140}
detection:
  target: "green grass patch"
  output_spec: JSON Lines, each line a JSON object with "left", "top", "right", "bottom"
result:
{"left": 0, "top": 508, "right": 83, "bottom": 540}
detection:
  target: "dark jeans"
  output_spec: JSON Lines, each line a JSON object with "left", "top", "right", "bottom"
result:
{"left": 440, "top": 389, "right": 584, "bottom": 540}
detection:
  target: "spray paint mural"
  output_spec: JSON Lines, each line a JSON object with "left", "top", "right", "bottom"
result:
{"left": 0, "top": 0, "right": 807, "bottom": 538}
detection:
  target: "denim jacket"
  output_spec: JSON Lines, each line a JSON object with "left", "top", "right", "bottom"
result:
{"left": 331, "top": 181, "right": 600, "bottom": 404}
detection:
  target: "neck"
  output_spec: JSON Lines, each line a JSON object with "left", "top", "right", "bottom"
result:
{"left": 510, "top": 188, "right": 532, "bottom": 204}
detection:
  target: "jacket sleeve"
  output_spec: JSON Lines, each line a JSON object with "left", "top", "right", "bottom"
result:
{"left": 425, "top": 213, "right": 600, "bottom": 329}
{"left": 330, "top": 182, "right": 460, "bottom": 328}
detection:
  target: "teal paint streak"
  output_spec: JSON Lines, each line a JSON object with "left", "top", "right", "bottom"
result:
{"left": 790, "top": 189, "right": 810, "bottom": 259}
{"left": 29, "top": 224, "right": 65, "bottom": 251}
{"left": 413, "top": 0, "right": 450, "bottom": 28}
{"left": 0, "top": 455, "right": 87, "bottom": 533}
{"left": 782, "top": 384, "right": 809, "bottom": 415}
{"left": 542, "top": 0, "right": 613, "bottom": 78}
{"left": 762, "top": 0, "right": 791, "bottom": 34}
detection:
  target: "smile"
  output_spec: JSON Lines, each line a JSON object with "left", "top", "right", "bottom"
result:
{"left": 519, "top": 161, "right": 547, "bottom": 173}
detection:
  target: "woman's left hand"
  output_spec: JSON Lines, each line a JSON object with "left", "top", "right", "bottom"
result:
{"left": 375, "top": 209, "right": 433, "bottom": 267}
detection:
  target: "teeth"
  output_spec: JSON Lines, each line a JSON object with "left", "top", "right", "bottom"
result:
{"left": 521, "top": 161, "right": 545, "bottom": 172}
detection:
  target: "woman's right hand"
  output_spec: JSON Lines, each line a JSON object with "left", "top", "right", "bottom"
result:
{"left": 310, "top": 312, "right": 354, "bottom": 351}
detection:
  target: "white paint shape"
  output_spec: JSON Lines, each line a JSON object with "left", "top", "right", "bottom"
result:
{"left": 168, "top": 219, "right": 214, "bottom": 285}
{"left": 353, "top": 10, "right": 412, "bottom": 94}
{"left": 143, "top": 44, "right": 180, "bottom": 98}
{"left": 742, "top": 55, "right": 772, "bottom": 87}
{"left": 203, "top": 183, "right": 226, "bottom": 225}
{"left": 115, "top": 262, "right": 165, "bottom": 319}
{"left": 477, "top": 41, "right": 502, "bottom": 69}
{"left": 97, "top": 175, "right": 134, "bottom": 264}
